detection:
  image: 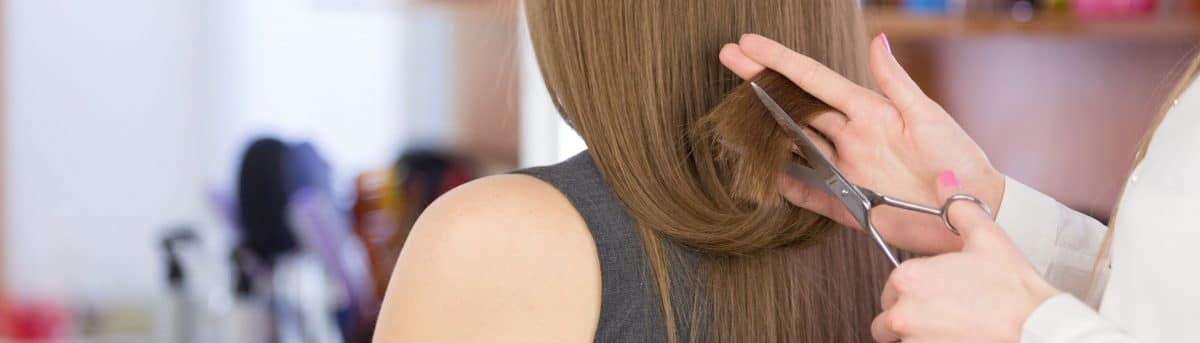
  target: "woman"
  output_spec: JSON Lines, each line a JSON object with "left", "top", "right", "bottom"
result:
{"left": 374, "top": 1, "right": 913, "bottom": 342}
{"left": 719, "top": 33, "right": 1199, "bottom": 341}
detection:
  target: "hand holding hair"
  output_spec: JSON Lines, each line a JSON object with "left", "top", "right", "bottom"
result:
{"left": 719, "top": 33, "right": 1006, "bottom": 255}
{"left": 870, "top": 171, "right": 1061, "bottom": 343}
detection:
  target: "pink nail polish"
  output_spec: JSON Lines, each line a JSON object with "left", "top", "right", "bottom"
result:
{"left": 881, "top": 33, "right": 892, "bottom": 54}
{"left": 939, "top": 170, "right": 960, "bottom": 188}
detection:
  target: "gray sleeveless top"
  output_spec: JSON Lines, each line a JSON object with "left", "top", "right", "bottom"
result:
{"left": 516, "top": 151, "right": 704, "bottom": 342}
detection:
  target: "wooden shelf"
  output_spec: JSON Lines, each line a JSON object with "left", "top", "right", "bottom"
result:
{"left": 866, "top": 9, "right": 1200, "bottom": 41}
{"left": 864, "top": 8, "right": 1200, "bottom": 218}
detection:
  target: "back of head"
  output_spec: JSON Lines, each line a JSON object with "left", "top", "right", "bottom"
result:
{"left": 237, "top": 137, "right": 298, "bottom": 265}
{"left": 527, "top": 0, "right": 868, "bottom": 252}
{"left": 526, "top": 1, "right": 891, "bottom": 341}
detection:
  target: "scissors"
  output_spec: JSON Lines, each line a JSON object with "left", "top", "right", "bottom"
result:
{"left": 750, "top": 82, "right": 992, "bottom": 267}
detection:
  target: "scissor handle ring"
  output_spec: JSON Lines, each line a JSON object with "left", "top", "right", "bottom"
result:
{"left": 940, "top": 194, "right": 994, "bottom": 236}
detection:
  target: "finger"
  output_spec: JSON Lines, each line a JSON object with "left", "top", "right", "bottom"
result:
{"left": 800, "top": 127, "right": 837, "bottom": 161}
{"left": 880, "top": 257, "right": 921, "bottom": 311}
{"left": 777, "top": 174, "right": 859, "bottom": 229}
{"left": 738, "top": 34, "right": 892, "bottom": 120}
{"left": 869, "top": 34, "right": 938, "bottom": 120}
{"left": 935, "top": 170, "right": 998, "bottom": 246}
{"left": 880, "top": 275, "right": 899, "bottom": 312}
{"left": 806, "top": 111, "right": 849, "bottom": 143}
{"left": 719, "top": 43, "right": 766, "bottom": 81}
{"left": 870, "top": 311, "right": 903, "bottom": 343}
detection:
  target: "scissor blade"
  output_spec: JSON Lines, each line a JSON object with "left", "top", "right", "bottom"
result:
{"left": 750, "top": 83, "right": 901, "bottom": 266}
{"left": 750, "top": 82, "right": 872, "bottom": 228}
{"left": 750, "top": 83, "right": 837, "bottom": 174}
{"left": 783, "top": 161, "right": 840, "bottom": 199}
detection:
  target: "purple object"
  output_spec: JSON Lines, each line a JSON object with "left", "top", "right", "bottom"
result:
{"left": 287, "top": 188, "right": 378, "bottom": 321}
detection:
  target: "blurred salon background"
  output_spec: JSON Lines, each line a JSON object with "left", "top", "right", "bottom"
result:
{"left": 0, "top": 0, "right": 1195, "bottom": 342}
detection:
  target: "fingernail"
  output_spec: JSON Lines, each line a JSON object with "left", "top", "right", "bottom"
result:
{"left": 881, "top": 33, "right": 892, "bottom": 54}
{"left": 939, "top": 170, "right": 960, "bottom": 188}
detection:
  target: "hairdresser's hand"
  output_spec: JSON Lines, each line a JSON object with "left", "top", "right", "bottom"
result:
{"left": 870, "top": 173, "right": 1059, "bottom": 343}
{"left": 719, "top": 33, "right": 1005, "bottom": 254}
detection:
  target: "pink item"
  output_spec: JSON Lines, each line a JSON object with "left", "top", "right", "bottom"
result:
{"left": 939, "top": 170, "right": 960, "bottom": 189}
{"left": 1072, "top": 0, "right": 1156, "bottom": 17}
{"left": 3, "top": 300, "right": 69, "bottom": 341}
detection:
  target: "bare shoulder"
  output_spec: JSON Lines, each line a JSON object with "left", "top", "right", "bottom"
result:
{"left": 374, "top": 174, "right": 601, "bottom": 342}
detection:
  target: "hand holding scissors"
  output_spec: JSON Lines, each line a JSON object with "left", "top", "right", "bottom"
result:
{"left": 720, "top": 33, "right": 1006, "bottom": 256}
{"left": 867, "top": 171, "right": 1059, "bottom": 343}
{"left": 751, "top": 82, "right": 992, "bottom": 266}
{"left": 731, "top": 34, "right": 1061, "bottom": 342}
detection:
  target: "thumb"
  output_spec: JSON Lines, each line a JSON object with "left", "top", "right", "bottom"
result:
{"left": 936, "top": 170, "right": 999, "bottom": 248}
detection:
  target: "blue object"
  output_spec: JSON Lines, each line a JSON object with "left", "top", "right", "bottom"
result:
{"left": 903, "top": 0, "right": 950, "bottom": 15}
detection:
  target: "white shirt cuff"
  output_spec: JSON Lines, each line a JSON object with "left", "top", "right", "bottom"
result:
{"left": 995, "top": 176, "right": 1061, "bottom": 275}
{"left": 1022, "top": 294, "right": 1133, "bottom": 343}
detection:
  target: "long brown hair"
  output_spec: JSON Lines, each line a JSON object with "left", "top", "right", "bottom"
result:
{"left": 525, "top": 1, "right": 892, "bottom": 341}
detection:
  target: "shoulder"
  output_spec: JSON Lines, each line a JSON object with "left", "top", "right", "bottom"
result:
{"left": 374, "top": 174, "right": 601, "bottom": 342}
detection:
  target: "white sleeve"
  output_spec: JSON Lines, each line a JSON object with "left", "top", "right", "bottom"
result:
{"left": 994, "top": 177, "right": 1109, "bottom": 302}
{"left": 1022, "top": 294, "right": 1136, "bottom": 343}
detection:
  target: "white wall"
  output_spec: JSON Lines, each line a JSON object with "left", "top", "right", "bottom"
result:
{"left": 4, "top": 0, "right": 210, "bottom": 301}
{"left": 3, "top": 0, "right": 411, "bottom": 303}
{"left": 402, "top": 7, "right": 454, "bottom": 150}
{"left": 207, "top": 0, "right": 408, "bottom": 190}
{"left": 517, "top": 11, "right": 584, "bottom": 168}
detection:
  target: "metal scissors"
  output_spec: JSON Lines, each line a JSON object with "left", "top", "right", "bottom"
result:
{"left": 750, "top": 82, "right": 992, "bottom": 267}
